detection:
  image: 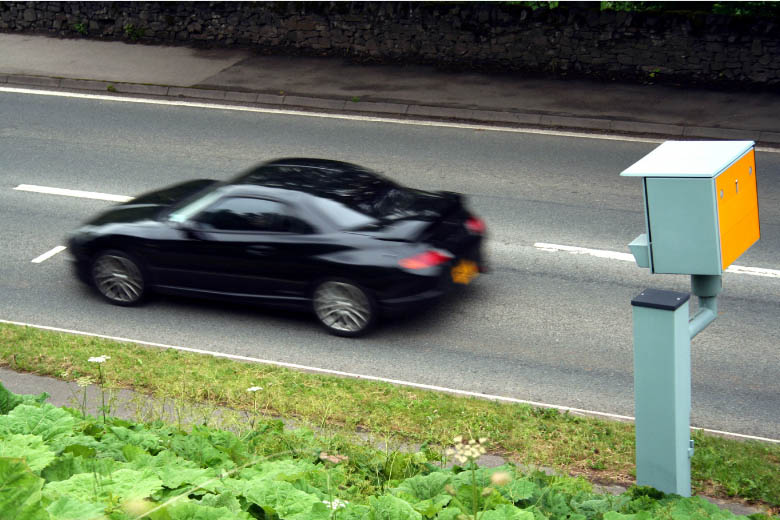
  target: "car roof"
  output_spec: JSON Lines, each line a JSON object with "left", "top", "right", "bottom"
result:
{"left": 230, "top": 158, "right": 397, "bottom": 202}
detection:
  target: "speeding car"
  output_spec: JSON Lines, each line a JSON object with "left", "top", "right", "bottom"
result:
{"left": 67, "top": 158, "right": 486, "bottom": 336}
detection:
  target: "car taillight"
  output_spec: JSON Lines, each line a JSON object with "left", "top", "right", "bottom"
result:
{"left": 399, "top": 250, "right": 453, "bottom": 270}
{"left": 465, "top": 216, "right": 486, "bottom": 234}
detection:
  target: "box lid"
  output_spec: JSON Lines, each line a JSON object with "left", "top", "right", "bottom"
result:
{"left": 621, "top": 141, "right": 754, "bottom": 178}
{"left": 631, "top": 288, "right": 690, "bottom": 310}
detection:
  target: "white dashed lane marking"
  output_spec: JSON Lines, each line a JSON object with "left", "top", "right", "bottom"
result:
{"left": 12, "top": 184, "right": 779, "bottom": 278}
{"left": 14, "top": 184, "right": 133, "bottom": 202}
{"left": 31, "top": 245, "right": 67, "bottom": 264}
{"left": 534, "top": 242, "right": 780, "bottom": 279}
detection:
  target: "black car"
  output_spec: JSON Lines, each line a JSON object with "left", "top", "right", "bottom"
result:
{"left": 67, "top": 159, "right": 486, "bottom": 336}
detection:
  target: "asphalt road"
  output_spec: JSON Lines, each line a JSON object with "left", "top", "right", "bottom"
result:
{"left": 1, "top": 90, "right": 778, "bottom": 439}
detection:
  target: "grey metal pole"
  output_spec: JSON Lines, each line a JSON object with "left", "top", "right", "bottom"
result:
{"left": 631, "top": 288, "right": 693, "bottom": 496}
{"left": 689, "top": 275, "right": 722, "bottom": 339}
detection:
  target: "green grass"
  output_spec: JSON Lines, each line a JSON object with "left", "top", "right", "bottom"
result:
{"left": 0, "top": 322, "right": 777, "bottom": 512}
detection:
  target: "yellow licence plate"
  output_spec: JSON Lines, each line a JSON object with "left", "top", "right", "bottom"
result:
{"left": 451, "top": 259, "right": 479, "bottom": 284}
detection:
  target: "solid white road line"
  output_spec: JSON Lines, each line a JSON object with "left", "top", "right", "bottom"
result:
{"left": 4, "top": 85, "right": 779, "bottom": 152}
{"left": 535, "top": 242, "right": 635, "bottom": 262}
{"left": 0, "top": 85, "right": 668, "bottom": 145}
{"left": 0, "top": 318, "right": 776, "bottom": 443}
{"left": 725, "top": 264, "right": 780, "bottom": 278}
{"left": 534, "top": 242, "right": 780, "bottom": 279}
{"left": 30, "top": 245, "right": 67, "bottom": 263}
{"left": 13, "top": 184, "right": 132, "bottom": 202}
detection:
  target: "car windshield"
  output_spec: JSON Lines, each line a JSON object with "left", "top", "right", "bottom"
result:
{"left": 167, "top": 186, "right": 225, "bottom": 223}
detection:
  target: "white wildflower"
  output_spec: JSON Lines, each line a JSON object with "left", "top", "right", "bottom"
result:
{"left": 76, "top": 376, "right": 94, "bottom": 387}
{"left": 323, "top": 498, "right": 349, "bottom": 510}
{"left": 88, "top": 355, "right": 110, "bottom": 363}
{"left": 247, "top": 386, "right": 263, "bottom": 392}
{"left": 448, "top": 435, "right": 489, "bottom": 465}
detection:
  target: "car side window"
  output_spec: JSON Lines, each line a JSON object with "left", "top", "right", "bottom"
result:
{"left": 194, "top": 197, "right": 313, "bottom": 233}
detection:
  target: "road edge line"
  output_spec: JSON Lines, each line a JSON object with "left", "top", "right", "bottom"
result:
{"left": 0, "top": 318, "right": 776, "bottom": 443}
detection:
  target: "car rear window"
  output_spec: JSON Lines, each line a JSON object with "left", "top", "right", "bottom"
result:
{"left": 246, "top": 165, "right": 418, "bottom": 229}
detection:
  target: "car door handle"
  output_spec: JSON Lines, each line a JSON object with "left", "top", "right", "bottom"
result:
{"left": 246, "top": 245, "right": 275, "bottom": 256}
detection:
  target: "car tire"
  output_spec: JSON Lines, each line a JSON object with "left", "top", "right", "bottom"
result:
{"left": 312, "top": 280, "right": 376, "bottom": 337}
{"left": 91, "top": 249, "right": 147, "bottom": 306}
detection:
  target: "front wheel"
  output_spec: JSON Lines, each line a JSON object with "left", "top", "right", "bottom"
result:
{"left": 91, "top": 250, "right": 146, "bottom": 306}
{"left": 312, "top": 280, "right": 376, "bottom": 337}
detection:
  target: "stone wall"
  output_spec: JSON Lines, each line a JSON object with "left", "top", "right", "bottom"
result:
{"left": 1, "top": 1, "right": 778, "bottom": 86}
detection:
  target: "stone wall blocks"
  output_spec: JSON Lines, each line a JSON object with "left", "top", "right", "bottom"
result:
{"left": 0, "top": 2, "right": 777, "bottom": 85}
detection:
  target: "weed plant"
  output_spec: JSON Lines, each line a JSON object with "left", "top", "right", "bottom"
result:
{"left": 2, "top": 383, "right": 776, "bottom": 519}
{"left": 0, "top": 322, "right": 778, "bottom": 512}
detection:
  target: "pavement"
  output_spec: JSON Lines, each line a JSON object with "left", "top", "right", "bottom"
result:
{"left": 2, "top": 33, "right": 780, "bottom": 146}
{"left": 0, "top": 32, "right": 774, "bottom": 515}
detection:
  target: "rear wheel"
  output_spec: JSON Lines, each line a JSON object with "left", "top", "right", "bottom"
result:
{"left": 312, "top": 280, "right": 376, "bottom": 337}
{"left": 91, "top": 250, "right": 146, "bottom": 306}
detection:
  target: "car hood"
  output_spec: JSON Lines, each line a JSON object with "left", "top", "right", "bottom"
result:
{"left": 84, "top": 179, "right": 217, "bottom": 226}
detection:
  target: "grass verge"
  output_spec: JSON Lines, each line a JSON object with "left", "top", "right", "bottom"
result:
{"left": 0, "top": 322, "right": 777, "bottom": 511}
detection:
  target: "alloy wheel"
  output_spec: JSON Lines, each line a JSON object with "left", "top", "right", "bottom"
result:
{"left": 92, "top": 253, "right": 145, "bottom": 305}
{"left": 313, "top": 281, "right": 373, "bottom": 335}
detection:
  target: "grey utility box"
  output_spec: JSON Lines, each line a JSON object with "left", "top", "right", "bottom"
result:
{"left": 620, "top": 141, "right": 759, "bottom": 275}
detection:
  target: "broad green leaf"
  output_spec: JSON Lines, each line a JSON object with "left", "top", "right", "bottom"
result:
{"left": 571, "top": 496, "right": 613, "bottom": 516}
{"left": 243, "top": 478, "right": 328, "bottom": 519}
{"left": 46, "top": 496, "right": 105, "bottom": 520}
{"left": 605, "top": 512, "right": 642, "bottom": 520}
{"left": 201, "top": 428, "right": 251, "bottom": 467}
{"left": 99, "top": 425, "right": 163, "bottom": 459}
{"left": 501, "top": 479, "right": 537, "bottom": 502}
{"left": 170, "top": 426, "right": 249, "bottom": 468}
{"left": 41, "top": 453, "right": 88, "bottom": 483}
{"left": 480, "top": 504, "right": 536, "bottom": 520}
{"left": 454, "top": 482, "right": 480, "bottom": 513}
{"left": 368, "top": 494, "right": 423, "bottom": 520}
{"left": 0, "top": 382, "right": 49, "bottom": 414}
{"left": 149, "top": 499, "right": 253, "bottom": 520}
{"left": 44, "top": 467, "right": 163, "bottom": 505}
{"left": 169, "top": 430, "right": 235, "bottom": 470}
{"left": 62, "top": 444, "right": 96, "bottom": 459}
{"left": 0, "top": 434, "right": 56, "bottom": 473}
{"left": 531, "top": 486, "right": 575, "bottom": 519}
{"left": 333, "top": 503, "right": 372, "bottom": 520}
{"left": 0, "top": 457, "right": 49, "bottom": 520}
{"left": 239, "top": 458, "right": 338, "bottom": 497}
{"left": 0, "top": 404, "right": 76, "bottom": 442}
{"left": 47, "top": 434, "right": 102, "bottom": 456}
{"left": 435, "top": 506, "right": 464, "bottom": 520}
{"left": 199, "top": 492, "right": 243, "bottom": 513}
{"left": 121, "top": 442, "right": 147, "bottom": 462}
{"left": 287, "top": 500, "right": 331, "bottom": 520}
{"left": 240, "top": 458, "right": 320, "bottom": 482}
{"left": 128, "top": 450, "right": 216, "bottom": 490}
{"left": 393, "top": 471, "right": 452, "bottom": 502}
{"left": 667, "top": 496, "right": 740, "bottom": 520}
{"left": 41, "top": 452, "right": 118, "bottom": 484}
{"left": 410, "top": 495, "right": 452, "bottom": 518}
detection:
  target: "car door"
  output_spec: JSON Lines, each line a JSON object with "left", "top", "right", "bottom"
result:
{"left": 183, "top": 195, "right": 325, "bottom": 301}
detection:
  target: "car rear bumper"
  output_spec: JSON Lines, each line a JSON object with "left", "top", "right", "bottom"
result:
{"left": 377, "top": 249, "right": 485, "bottom": 316}
{"left": 378, "top": 288, "right": 446, "bottom": 315}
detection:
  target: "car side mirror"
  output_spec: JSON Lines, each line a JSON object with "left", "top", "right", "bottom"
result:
{"left": 172, "top": 219, "right": 206, "bottom": 240}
